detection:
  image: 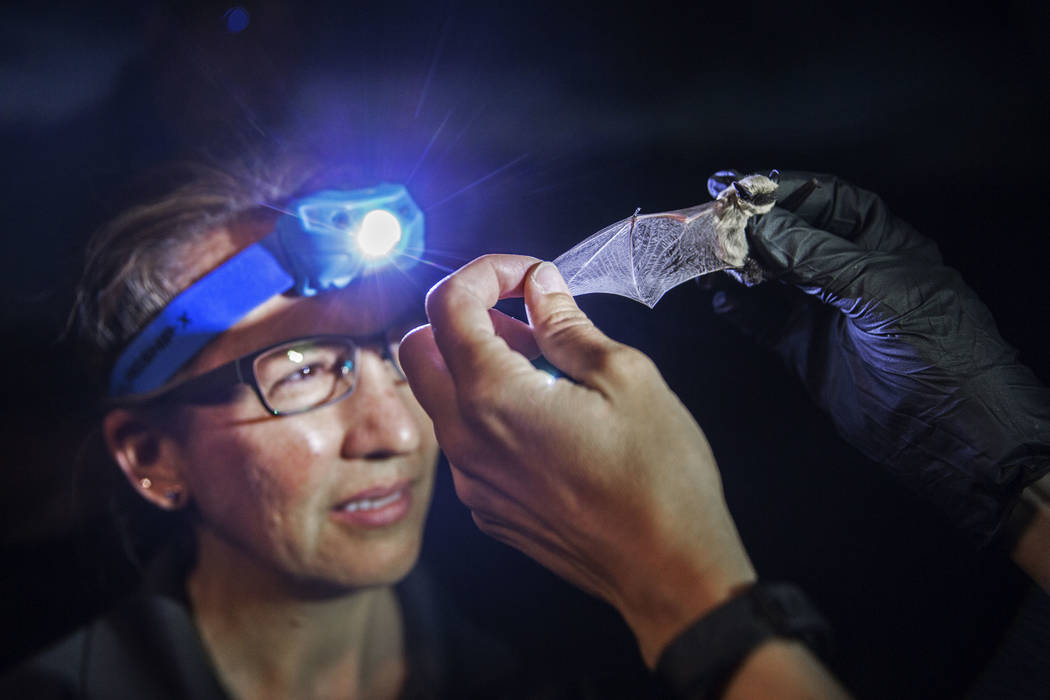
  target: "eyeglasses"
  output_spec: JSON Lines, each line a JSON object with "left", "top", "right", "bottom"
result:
{"left": 118, "top": 328, "right": 410, "bottom": 417}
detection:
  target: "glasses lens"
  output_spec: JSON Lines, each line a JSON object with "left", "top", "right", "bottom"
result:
{"left": 253, "top": 338, "right": 357, "bottom": 414}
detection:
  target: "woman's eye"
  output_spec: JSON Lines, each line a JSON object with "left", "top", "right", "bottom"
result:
{"left": 278, "top": 362, "right": 326, "bottom": 386}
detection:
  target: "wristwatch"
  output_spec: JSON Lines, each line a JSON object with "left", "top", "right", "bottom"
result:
{"left": 656, "top": 582, "right": 833, "bottom": 699}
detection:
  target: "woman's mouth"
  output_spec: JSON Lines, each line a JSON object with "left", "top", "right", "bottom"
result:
{"left": 332, "top": 481, "right": 413, "bottom": 528}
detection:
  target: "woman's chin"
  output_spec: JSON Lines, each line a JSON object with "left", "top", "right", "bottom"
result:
{"left": 296, "top": 537, "right": 424, "bottom": 596}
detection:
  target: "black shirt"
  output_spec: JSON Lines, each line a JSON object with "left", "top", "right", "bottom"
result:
{"left": 0, "top": 553, "right": 566, "bottom": 699}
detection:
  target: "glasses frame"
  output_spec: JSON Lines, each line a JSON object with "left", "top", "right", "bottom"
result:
{"left": 111, "top": 331, "right": 405, "bottom": 417}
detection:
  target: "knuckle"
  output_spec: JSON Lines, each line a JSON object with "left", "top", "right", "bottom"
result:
{"left": 457, "top": 486, "right": 480, "bottom": 510}
{"left": 596, "top": 344, "right": 656, "bottom": 384}
{"left": 472, "top": 513, "right": 517, "bottom": 547}
{"left": 470, "top": 511, "right": 489, "bottom": 531}
{"left": 471, "top": 510, "right": 495, "bottom": 530}
{"left": 450, "top": 468, "right": 483, "bottom": 509}
{"left": 424, "top": 267, "right": 482, "bottom": 319}
{"left": 536, "top": 305, "right": 592, "bottom": 341}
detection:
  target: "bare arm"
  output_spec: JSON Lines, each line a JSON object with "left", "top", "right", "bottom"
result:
{"left": 1011, "top": 474, "right": 1050, "bottom": 594}
{"left": 722, "top": 641, "right": 849, "bottom": 700}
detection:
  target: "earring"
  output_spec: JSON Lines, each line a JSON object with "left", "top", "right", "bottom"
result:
{"left": 139, "top": 478, "right": 153, "bottom": 489}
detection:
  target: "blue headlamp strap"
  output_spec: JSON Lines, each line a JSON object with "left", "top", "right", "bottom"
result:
{"left": 108, "top": 183, "right": 425, "bottom": 397}
{"left": 109, "top": 244, "right": 294, "bottom": 397}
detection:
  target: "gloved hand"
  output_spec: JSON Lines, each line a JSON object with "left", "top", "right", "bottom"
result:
{"left": 707, "top": 170, "right": 1050, "bottom": 546}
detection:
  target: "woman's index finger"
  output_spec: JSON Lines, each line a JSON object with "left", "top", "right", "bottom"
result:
{"left": 424, "top": 254, "right": 540, "bottom": 383}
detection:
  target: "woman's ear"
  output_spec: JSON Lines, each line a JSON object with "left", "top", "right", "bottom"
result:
{"left": 102, "top": 408, "right": 191, "bottom": 510}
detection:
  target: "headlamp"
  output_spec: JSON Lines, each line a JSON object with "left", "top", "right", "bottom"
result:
{"left": 261, "top": 184, "right": 423, "bottom": 295}
{"left": 109, "top": 183, "right": 425, "bottom": 397}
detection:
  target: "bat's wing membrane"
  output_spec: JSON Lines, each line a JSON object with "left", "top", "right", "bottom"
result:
{"left": 554, "top": 203, "right": 729, "bottom": 308}
{"left": 554, "top": 217, "right": 640, "bottom": 301}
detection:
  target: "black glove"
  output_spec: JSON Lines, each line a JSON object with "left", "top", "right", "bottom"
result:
{"left": 707, "top": 170, "right": 1050, "bottom": 546}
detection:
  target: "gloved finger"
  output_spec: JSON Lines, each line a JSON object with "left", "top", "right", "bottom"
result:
{"left": 765, "top": 171, "right": 942, "bottom": 263}
{"left": 747, "top": 207, "right": 945, "bottom": 318}
{"left": 710, "top": 275, "right": 846, "bottom": 407}
{"left": 709, "top": 273, "right": 823, "bottom": 348}
{"left": 707, "top": 169, "right": 939, "bottom": 261}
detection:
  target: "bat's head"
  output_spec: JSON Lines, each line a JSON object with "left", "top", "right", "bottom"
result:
{"left": 721, "top": 172, "right": 779, "bottom": 216}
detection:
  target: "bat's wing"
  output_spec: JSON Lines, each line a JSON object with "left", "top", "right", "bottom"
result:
{"left": 553, "top": 201, "right": 730, "bottom": 308}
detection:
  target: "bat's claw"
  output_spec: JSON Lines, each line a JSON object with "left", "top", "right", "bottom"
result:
{"left": 726, "top": 258, "right": 768, "bottom": 287}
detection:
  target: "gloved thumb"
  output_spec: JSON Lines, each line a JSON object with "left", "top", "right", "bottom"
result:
{"left": 709, "top": 273, "right": 819, "bottom": 350}
{"left": 523, "top": 262, "right": 623, "bottom": 385}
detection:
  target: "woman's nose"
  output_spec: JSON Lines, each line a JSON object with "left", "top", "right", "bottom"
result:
{"left": 338, "top": 349, "right": 422, "bottom": 460}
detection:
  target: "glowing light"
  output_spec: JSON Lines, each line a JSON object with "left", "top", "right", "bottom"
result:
{"left": 287, "top": 350, "right": 304, "bottom": 363}
{"left": 357, "top": 210, "right": 402, "bottom": 259}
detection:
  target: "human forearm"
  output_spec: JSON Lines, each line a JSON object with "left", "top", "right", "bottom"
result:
{"left": 1010, "top": 474, "right": 1050, "bottom": 594}
{"left": 716, "top": 640, "right": 850, "bottom": 700}
{"left": 619, "top": 509, "right": 757, "bottom": 669}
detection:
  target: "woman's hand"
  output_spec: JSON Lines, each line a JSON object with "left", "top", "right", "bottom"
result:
{"left": 400, "top": 254, "right": 756, "bottom": 666}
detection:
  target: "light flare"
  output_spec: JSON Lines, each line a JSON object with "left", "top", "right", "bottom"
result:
{"left": 357, "top": 210, "right": 403, "bottom": 259}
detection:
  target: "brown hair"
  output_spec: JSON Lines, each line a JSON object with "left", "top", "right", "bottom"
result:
{"left": 64, "top": 156, "right": 321, "bottom": 575}
{"left": 70, "top": 156, "right": 318, "bottom": 387}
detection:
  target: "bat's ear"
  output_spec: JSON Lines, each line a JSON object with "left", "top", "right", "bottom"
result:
{"left": 734, "top": 181, "right": 754, "bottom": 200}
{"left": 707, "top": 170, "right": 742, "bottom": 198}
{"left": 768, "top": 169, "right": 781, "bottom": 184}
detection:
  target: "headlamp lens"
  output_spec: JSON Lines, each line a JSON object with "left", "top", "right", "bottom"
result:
{"left": 358, "top": 209, "right": 403, "bottom": 259}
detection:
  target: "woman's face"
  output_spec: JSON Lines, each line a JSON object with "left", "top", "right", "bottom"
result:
{"left": 155, "top": 232, "right": 439, "bottom": 591}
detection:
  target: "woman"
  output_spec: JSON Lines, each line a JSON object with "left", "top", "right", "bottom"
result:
{"left": 26, "top": 161, "right": 1005, "bottom": 698}
{"left": 3, "top": 161, "right": 527, "bottom": 699}
{"left": 9, "top": 158, "right": 756, "bottom": 700}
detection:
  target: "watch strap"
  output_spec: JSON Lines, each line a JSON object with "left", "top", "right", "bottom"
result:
{"left": 656, "top": 582, "right": 832, "bottom": 699}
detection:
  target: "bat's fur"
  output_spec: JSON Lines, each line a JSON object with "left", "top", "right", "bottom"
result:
{"left": 713, "top": 173, "right": 778, "bottom": 268}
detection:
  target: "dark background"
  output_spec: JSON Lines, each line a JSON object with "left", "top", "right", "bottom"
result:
{"left": 2, "top": 1, "right": 1048, "bottom": 697}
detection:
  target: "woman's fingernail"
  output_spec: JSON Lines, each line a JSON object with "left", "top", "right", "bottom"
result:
{"left": 532, "top": 262, "right": 571, "bottom": 295}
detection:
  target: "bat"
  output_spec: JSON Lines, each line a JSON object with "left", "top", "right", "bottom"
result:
{"left": 553, "top": 172, "right": 780, "bottom": 308}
